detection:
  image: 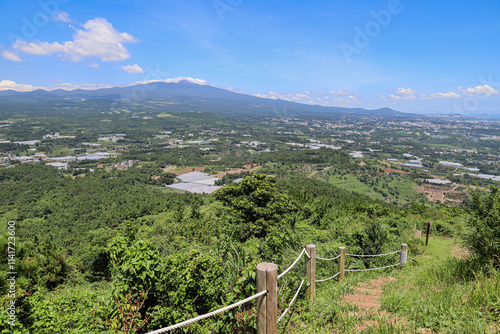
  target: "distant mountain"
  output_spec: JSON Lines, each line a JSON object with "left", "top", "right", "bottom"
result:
{"left": 0, "top": 80, "right": 409, "bottom": 119}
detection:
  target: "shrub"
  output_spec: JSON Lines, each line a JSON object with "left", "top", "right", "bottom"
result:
{"left": 463, "top": 185, "right": 500, "bottom": 267}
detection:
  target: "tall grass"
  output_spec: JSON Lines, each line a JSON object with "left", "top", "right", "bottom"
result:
{"left": 381, "top": 237, "right": 500, "bottom": 333}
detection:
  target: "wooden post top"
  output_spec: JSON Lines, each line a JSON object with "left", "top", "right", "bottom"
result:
{"left": 257, "top": 262, "right": 278, "bottom": 272}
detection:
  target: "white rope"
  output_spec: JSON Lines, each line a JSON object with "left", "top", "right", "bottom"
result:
{"left": 345, "top": 250, "right": 400, "bottom": 258}
{"left": 316, "top": 254, "right": 341, "bottom": 261}
{"left": 277, "top": 279, "right": 305, "bottom": 324}
{"left": 304, "top": 248, "right": 311, "bottom": 258}
{"left": 146, "top": 290, "right": 268, "bottom": 334}
{"left": 278, "top": 248, "right": 305, "bottom": 280}
{"left": 315, "top": 272, "right": 340, "bottom": 283}
{"left": 345, "top": 263, "right": 401, "bottom": 272}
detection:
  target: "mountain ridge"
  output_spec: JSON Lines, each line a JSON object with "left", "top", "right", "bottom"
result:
{"left": 0, "top": 80, "right": 410, "bottom": 118}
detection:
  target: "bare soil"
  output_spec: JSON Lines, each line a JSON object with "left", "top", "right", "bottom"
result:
{"left": 413, "top": 183, "right": 467, "bottom": 204}
{"left": 167, "top": 166, "right": 206, "bottom": 175}
{"left": 210, "top": 164, "right": 261, "bottom": 178}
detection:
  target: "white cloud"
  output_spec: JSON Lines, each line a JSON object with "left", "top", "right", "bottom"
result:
{"left": 395, "top": 88, "right": 418, "bottom": 96}
{"left": 389, "top": 94, "right": 417, "bottom": 101}
{"left": 254, "top": 91, "right": 315, "bottom": 103}
{"left": 121, "top": 64, "right": 144, "bottom": 74}
{"left": 52, "top": 83, "right": 117, "bottom": 90}
{"left": 136, "top": 77, "right": 210, "bottom": 86}
{"left": 221, "top": 86, "right": 245, "bottom": 94}
{"left": 254, "top": 90, "right": 363, "bottom": 107}
{"left": 54, "top": 11, "right": 71, "bottom": 23}
{"left": 0, "top": 80, "right": 37, "bottom": 91}
{"left": 1, "top": 50, "right": 22, "bottom": 62}
{"left": 460, "top": 85, "right": 499, "bottom": 97}
{"left": 12, "top": 18, "right": 138, "bottom": 62}
{"left": 328, "top": 89, "right": 353, "bottom": 96}
{"left": 388, "top": 87, "right": 418, "bottom": 101}
{"left": 87, "top": 62, "right": 100, "bottom": 68}
{"left": 428, "top": 92, "right": 461, "bottom": 99}
{"left": 0, "top": 77, "right": 210, "bottom": 93}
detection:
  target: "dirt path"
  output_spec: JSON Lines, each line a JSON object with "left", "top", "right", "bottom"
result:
{"left": 343, "top": 276, "right": 409, "bottom": 331}
{"left": 451, "top": 243, "right": 470, "bottom": 259}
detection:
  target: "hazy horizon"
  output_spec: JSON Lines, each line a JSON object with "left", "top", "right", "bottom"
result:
{"left": 1, "top": 0, "right": 499, "bottom": 116}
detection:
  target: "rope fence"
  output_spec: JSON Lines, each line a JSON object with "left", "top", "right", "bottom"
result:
{"left": 147, "top": 243, "right": 408, "bottom": 334}
{"left": 277, "top": 279, "right": 305, "bottom": 324}
{"left": 315, "top": 271, "right": 340, "bottom": 283}
{"left": 304, "top": 248, "right": 311, "bottom": 259}
{"left": 278, "top": 248, "right": 306, "bottom": 280}
{"left": 316, "top": 254, "right": 341, "bottom": 261}
{"left": 147, "top": 290, "right": 268, "bottom": 334}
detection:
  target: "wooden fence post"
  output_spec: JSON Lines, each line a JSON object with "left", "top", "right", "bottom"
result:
{"left": 400, "top": 244, "right": 407, "bottom": 265}
{"left": 425, "top": 222, "right": 432, "bottom": 246}
{"left": 338, "top": 247, "right": 346, "bottom": 281}
{"left": 257, "top": 263, "right": 278, "bottom": 334}
{"left": 305, "top": 244, "right": 316, "bottom": 301}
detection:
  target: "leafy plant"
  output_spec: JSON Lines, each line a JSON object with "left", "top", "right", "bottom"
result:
{"left": 463, "top": 185, "right": 500, "bottom": 266}
{"left": 215, "top": 174, "right": 298, "bottom": 240}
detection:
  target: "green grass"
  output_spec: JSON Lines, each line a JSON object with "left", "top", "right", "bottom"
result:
{"left": 328, "top": 174, "right": 383, "bottom": 200}
{"left": 50, "top": 148, "right": 71, "bottom": 155}
{"left": 385, "top": 177, "right": 422, "bottom": 204}
{"left": 381, "top": 237, "right": 500, "bottom": 333}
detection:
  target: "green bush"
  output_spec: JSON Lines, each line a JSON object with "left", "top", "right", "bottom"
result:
{"left": 463, "top": 185, "right": 500, "bottom": 267}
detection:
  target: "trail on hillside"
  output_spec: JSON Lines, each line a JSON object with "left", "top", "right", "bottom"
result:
{"left": 343, "top": 276, "right": 411, "bottom": 332}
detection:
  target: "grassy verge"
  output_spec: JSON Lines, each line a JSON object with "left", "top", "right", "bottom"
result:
{"left": 382, "top": 237, "right": 500, "bottom": 333}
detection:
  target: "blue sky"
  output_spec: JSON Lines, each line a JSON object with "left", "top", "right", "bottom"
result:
{"left": 1, "top": 0, "right": 499, "bottom": 116}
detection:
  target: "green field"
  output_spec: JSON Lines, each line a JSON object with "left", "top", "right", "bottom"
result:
{"left": 328, "top": 174, "right": 384, "bottom": 200}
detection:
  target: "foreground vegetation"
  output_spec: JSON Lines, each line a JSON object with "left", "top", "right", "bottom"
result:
{"left": 0, "top": 157, "right": 498, "bottom": 333}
